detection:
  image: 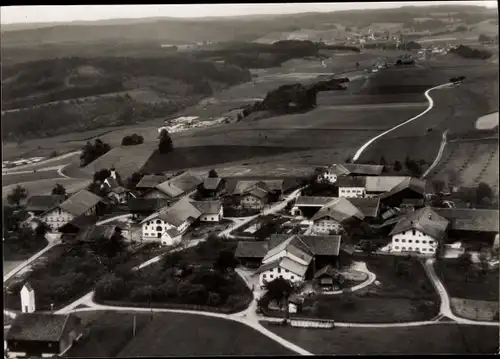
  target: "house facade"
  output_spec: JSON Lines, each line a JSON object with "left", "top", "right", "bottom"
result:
{"left": 241, "top": 193, "right": 267, "bottom": 209}
{"left": 194, "top": 200, "right": 224, "bottom": 222}
{"left": 142, "top": 217, "right": 192, "bottom": 241}
{"left": 161, "top": 228, "right": 182, "bottom": 246}
{"left": 311, "top": 218, "right": 342, "bottom": 234}
{"left": 40, "top": 208, "right": 76, "bottom": 232}
{"left": 389, "top": 207, "right": 448, "bottom": 256}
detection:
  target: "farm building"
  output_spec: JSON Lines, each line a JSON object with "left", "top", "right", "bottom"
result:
{"left": 6, "top": 313, "right": 83, "bottom": 358}
{"left": 431, "top": 208, "right": 499, "bottom": 244}
{"left": 379, "top": 177, "right": 427, "bottom": 207}
{"left": 100, "top": 169, "right": 131, "bottom": 204}
{"left": 313, "top": 264, "right": 344, "bottom": 291}
{"left": 128, "top": 198, "right": 171, "bottom": 218}
{"left": 292, "top": 196, "right": 379, "bottom": 222}
{"left": 235, "top": 182, "right": 271, "bottom": 210}
{"left": 140, "top": 197, "right": 223, "bottom": 244}
{"left": 310, "top": 198, "right": 365, "bottom": 234}
{"left": 192, "top": 200, "right": 223, "bottom": 222}
{"left": 135, "top": 174, "right": 169, "bottom": 194}
{"left": 143, "top": 172, "right": 203, "bottom": 200}
{"left": 389, "top": 207, "right": 449, "bottom": 256}
{"left": 70, "top": 224, "right": 121, "bottom": 243}
{"left": 58, "top": 215, "right": 98, "bottom": 237}
{"left": 201, "top": 178, "right": 226, "bottom": 197}
{"left": 337, "top": 176, "right": 367, "bottom": 198}
{"left": 364, "top": 176, "right": 411, "bottom": 198}
{"left": 255, "top": 234, "right": 343, "bottom": 287}
{"left": 321, "top": 164, "right": 383, "bottom": 184}
{"left": 234, "top": 241, "right": 269, "bottom": 268}
{"left": 25, "top": 195, "right": 66, "bottom": 216}
{"left": 348, "top": 197, "right": 380, "bottom": 220}
{"left": 39, "top": 190, "right": 107, "bottom": 232}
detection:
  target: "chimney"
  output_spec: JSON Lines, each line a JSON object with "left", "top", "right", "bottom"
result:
{"left": 428, "top": 213, "right": 432, "bottom": 220}
{"left": 110, "top": 168, "right": 117, "bottom": 179}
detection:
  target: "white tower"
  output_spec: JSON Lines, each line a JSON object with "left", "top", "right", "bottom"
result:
{"left": 20, "top": 283, "right": 36, "bottom": 313}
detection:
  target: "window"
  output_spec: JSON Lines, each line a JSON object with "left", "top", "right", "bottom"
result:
{"left": 291, "top": 276, "right": 294, "bottom": 280}
{"left": 263, "top": 274, "right": 266, "bottom": 278}
{"left": 401, "top": 239, "right": 406, "bottom": 243}
{"left": 279, "top": 275, "right": 283, "bottom": 279}
{"left": 395, "top": 246, "right": 399, "bottom": 250}
{"left": 285, "top": 269, "right": 289, "bottom": 273}
{"left": 156, "top": 226, "right": 162, "bottom": 231}
{"left": 402, "top": 231, "right": 405, "bottom": 235}
{"left": 429, "top": 248, "right": 435, "bottom": 252}
{"left": 408, "top": 247, "right": 413, "bottom": 251}
{"left": 415, "top": 240, "right": 420, "bottom": 244}
{"left": 157, "top": 233, "right": 161, "bottom": 238}
{"left": 395, "top": 238, "right": 399, "bottom": 242}
{"left": 412, "top": 229, "right": 416, "bottom": 236}
{"left": 277, "top": 268, "right": 281, "bottom": 273}
{"left": 408, "top": 240, "right": 413, "bottom": 243}
{"left": 422, "top": 240, "right": 427, "bottom": 244}
{"left": 269, "top": 275, "right": 274, "bottom": 279}
{"left": 402, "top": 247, "right": 406, "bottom": 250}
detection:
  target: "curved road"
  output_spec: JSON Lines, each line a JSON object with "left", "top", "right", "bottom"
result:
{"left": 352, "top": 82, "right": 454, "bottom": 162}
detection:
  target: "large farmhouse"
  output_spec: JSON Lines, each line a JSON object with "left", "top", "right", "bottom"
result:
{"left": 389, "top": 207, "right": 449, "bottom": 255}
{"left": 140, "top": 197, "right": 223, "bottom": 245}
{"left": 40, "top": 190, "right": 106, "bottom": 232}
{"left": 310, "top": 197, "right": 365, "bottom": 234}
{"left": 25, "top": 195, "right": 66, "bottom": 216}
{"left": 254, "top": 234, "right": 343, "bottom": 288}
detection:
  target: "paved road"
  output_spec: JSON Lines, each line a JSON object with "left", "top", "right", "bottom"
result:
{"left": 2, "top": 165, "right": 66, "bottom": 176}
{"left": 352, "top": 82, "right": 454, "bottom": 162}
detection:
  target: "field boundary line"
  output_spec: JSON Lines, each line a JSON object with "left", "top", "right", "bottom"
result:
{"left": 422, "top": 129, "right": 448, "bottom": 179}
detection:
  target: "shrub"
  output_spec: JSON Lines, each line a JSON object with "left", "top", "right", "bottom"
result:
{"left": 121, "top": 134, "right": 144, "bottom": 146}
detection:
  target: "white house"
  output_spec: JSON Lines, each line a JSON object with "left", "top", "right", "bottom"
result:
{"left": 389, "top": 207, "right": 449, "bottom": 255}
{"left": 193, "top": 200, "right": 223, "bottom": 222}
{"left": 337, "top": 176, "right": 366, "bottom": 198}
{"left": 310, "top": 198, "right": 365, "bottom": 234}
{"left": 321, "top": 164, "right": 383, "bottom": 184}
{"left": 40, "top": 190, "right": 104, "bottom": 232}
{"left": 143, "top": 172, "right": 203, "bottom": 200}
{"left": 20, "top": 283, "right": 35, "bottom": 313}
{"left": 141, "top": 197, "right": 202, "bottom": 242}
{"left": 161, "top": 228, "right": 182, "bottom": 246}
{"left": 321, "top": 164, "right": 350, "bottom": 184}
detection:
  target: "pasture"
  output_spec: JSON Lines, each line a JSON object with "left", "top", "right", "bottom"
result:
{"left": 2, "top": 170, "right": 64, "bottom": 187}
{"left": 263, "top": 323, "right": 499, "bottom": 355}
{"left": 118, "top": 312, "right": 295, "bottom": 357}
{"left": 2, "top": 178, "right": 92, "bottom": 199}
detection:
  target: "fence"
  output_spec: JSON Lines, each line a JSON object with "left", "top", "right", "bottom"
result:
{"left": 290, "top": 319, "right": 335, "bottom": 329}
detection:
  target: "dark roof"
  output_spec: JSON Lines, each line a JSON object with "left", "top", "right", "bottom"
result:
{"left": 203, "top": 178, "right": 223, "bottom": 190}
{"left": 59, "top": 215, "right": 97, "bottom": 232}
{"left": 269, "top": 234, "right": 342, "bottom": 256}
{"left": 224, "top": 176, "right": 301, "bottom": 194}
{"left": 342, "top": 163, "right": 384, "bottom": 176}
{"left": 379, "top": 177, "right": 426, "bottom": 199}
{"left": 389, "top": 207, "right": 449, "bottom": 240}
{"left": 294, "top": 196, "right": 334, "bottom": 207}
{"left": 128, "top": 198, "right": 171, "bottom": 213}
{"left": 365, "top": 176, "right": 409, "bottom": 193}
{"left": 233, "top": 180, "right": 283, "bottom": 194}
{"left": 235, "top": 241, "right": 269, "bottom": 258}
{"left": 23, "top": 282, "right": 34, "bottom": 292}
{"left": 6, "top": 313, "right": 81, "bottom": 342}
{"left": 58, "top": 190, "right": 104, "bottom": 217}
{"left": 136, "top": 175, "right": 168, "bottom": 189}
{"left": 26, "top": 195, "right": 66, "bottom": 213}
{"left": 432, "top": 208, "right": 499, "bottom": 233}
{"left": 348, "top": 197, "right": 380, "bottom": 218}
{"left": 156, "top": 172, "right": 203, "bottom": 197}
{"left": 192, "top": 200, "right": 223, "bottom": 215}
{"left": 166, "top": 228, "right": 181, "bottom": 238}
{"left": 311, "top": 198, "right": 365, "bottom": 222}
{"left": 141, "top": 197, "right": 201, "bottom": 227}
{"left": 75, "top": 225, "right": 117, "bottom": 242}
{"left": 337, "top": 176, "right": 366, "bottom": 188}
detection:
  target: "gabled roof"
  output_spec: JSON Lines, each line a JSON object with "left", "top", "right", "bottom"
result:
{"left": 314, "top": 264, "right": 341, "bottom": 279}
{"left": 255, "top": 256, "right": 310, "bottom": 277}
{"left": 166, "top": 228, "right": 181, "bottom": 238}
{"left": 75, "top": 225, "right": 118, "bottom": 242}
{"left": 128, "top": 198, "right": 171, "bottom": 213}
{"left": 156, "top": 172, "right": 203, "bottom": 198}
{"left": 26, "top": 195, "right": 66, "bottom": 213}
{"left": 348, "top": 197, "right": 380, "bottom": 218}
{"left": 389, "top": 207, "right": 449, "bottom": 240}
{"left": 431, "top": 208, "right": 499, "bottom": 233}
{"left": 6, "top": 313, "right": 81, "bottom": 342}
{"left": 203, "top": 178, "right": 224, "bottom": 190}
{"left": 242, "top": 186, "right": 269, "bottom": 200}
{"left": 58, "top": 190, "right": 104, "bottom": 217}
{"left": 141, "top": 197, "right": 202, "bottom": 227}
{"left": 294, "top": 196, "right": 334, "bottom": 207}
{"left": 337, "top": 176, "right": 366, "bottom": 188}
{"left": 311, "top": 197, "right": 365, "bottom": 222}
{"left": 233, "top": 180, "right": 283, "bottom": 195}
{"left": 365, "top": 176, "right": 409, "bottom": 193}
{"left": 379, "top": 177, "right": 426, "bottom": 199}
{"left": 59, "top": 215, "right": 97, "bottom": 232}
{"left": 263, "top": 235, "right": 313, "bottom": 263}
{"left": 235, "top": 241, "right": 269, "bottom": 258}
{"left": 102, "top": 177, "right": 120, "bottom": 190}
{"left": 22, "top": 282, "right": 34, "bottom": 292}
{"left": 136, "top": 175, "right": 168, "bottom": 189}
{"left": 192, "top": 200, "right": 222, "bottom": 215}
{"left": 342, "top": 163, "right": 384, "bottom": 176}
{"left": 269, "top": 234, "right": 343, "bottom": 256}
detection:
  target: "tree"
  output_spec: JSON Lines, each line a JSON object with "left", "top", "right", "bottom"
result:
{"left": 265, "top": 277, "right": 293, "bottom": 309}
{"left": 93, "top": 169, "right": 111, "bottom": 183}
{"left": 214, "top": 250, "right": 239, "bottom": 273}
{"left": 208, "top": 169, "right": 218, "bottom": 178}
{"left": 121, "top": 134, "right": 144, "bottom": 146}
{"left": 126, "top": 172, "right": 143, "bottom": 189}
{"left": 7, "top": 185, "right": 28, "bottom": 207}
{"left": 51, "top": 183, "right": 67, "bottom": 196}
{"left": 393, "top": 160, "right": 402, "bottom": 172}
{"left": 158, "top": 129, "right": 174, "bottom": 154}
{"left": 476, "top": 182, "right": 493, "bottom": 205}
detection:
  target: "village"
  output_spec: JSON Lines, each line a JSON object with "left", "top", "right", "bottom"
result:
{"left": 4, "top": 158, "right": 499, "bottom": 357}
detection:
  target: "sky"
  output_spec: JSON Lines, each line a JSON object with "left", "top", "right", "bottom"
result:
{"left": 1, "top": 2, "right": 497, "bottom": 24}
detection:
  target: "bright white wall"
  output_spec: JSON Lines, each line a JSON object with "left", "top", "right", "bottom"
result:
{"left": 391, "top": 229, "right": 438, "bottom": 255}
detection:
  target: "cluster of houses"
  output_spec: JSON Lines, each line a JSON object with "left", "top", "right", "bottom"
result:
{"left": 233, "top": 163, "right": 499, "bottom": 291}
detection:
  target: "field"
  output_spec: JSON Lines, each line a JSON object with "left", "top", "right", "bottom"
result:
{"left": 2, "top": 170, "right": 64, "bottom": 187}
{"left": 425, "top": 139, "right": 499, "bottom": 195}
{"left": 118, "top": 312, "right": 295, "bottom": 356}
{"left": 450, "top": 298, "right": 498, "bottom": 322}
{"left": 435, "top": 258, "right": 499, "bottom": 302}
{"left": 2, "top": 178, "right": 92, "bottom": 199}
{"left": 262, "top": 322, "right": 499, "bottom": 355}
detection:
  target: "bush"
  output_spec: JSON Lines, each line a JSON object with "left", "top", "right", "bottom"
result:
{"left": 121, "top": 134, "right": 144, "bottom": 146}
